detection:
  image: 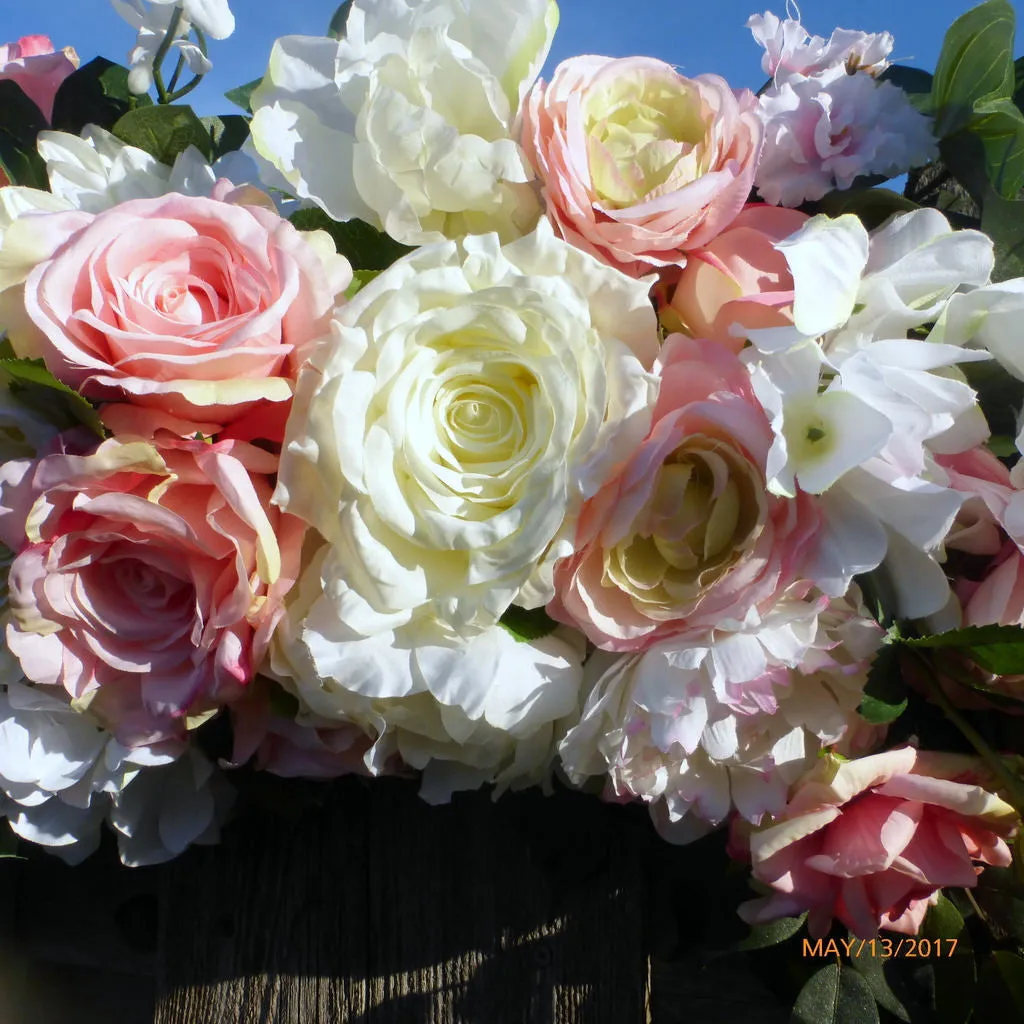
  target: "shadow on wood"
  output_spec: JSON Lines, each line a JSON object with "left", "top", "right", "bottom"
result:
{"left": 155, "top": 777, "right": 650, "bottom": 1024}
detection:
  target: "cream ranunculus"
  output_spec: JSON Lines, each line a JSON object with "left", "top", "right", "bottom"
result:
{"left": 248, "top": 0, "right": 558, "bottom": 245}
{"left": 275, "top": 220, "right": 659, "bottom": 646}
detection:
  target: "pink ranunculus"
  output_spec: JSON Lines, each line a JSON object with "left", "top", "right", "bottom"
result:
{"left": 521, "top": 56, "right": 763, "bottom": 277}
{"left": 548, "top": 334, "right": 820, "bottom": 651}
{"left": 0, "top": 410, "right": 305, "bottom": 748}
{"left": 661, "top": 204, "right": 809, "bottom": 350}
{"left": 737, "top": 747, "right": 1019, "bottom": 938}
{"left": 17, "top": 184, "right": 349, "bottom": 439}
{"left": 0, "top": 35, "right": 79, "bottom": 121}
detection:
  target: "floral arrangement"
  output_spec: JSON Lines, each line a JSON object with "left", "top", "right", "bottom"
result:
{"left": 3, "top": 0, "right": 1024, "bottom": 1015}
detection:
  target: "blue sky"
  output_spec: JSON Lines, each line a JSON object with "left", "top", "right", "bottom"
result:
{"left": 2, "top": 1, "right": 1020, "bottom": 115}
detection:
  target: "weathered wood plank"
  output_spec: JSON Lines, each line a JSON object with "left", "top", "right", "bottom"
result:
{"left": 155, "top": 777, "right": 649, "bottom": 1024}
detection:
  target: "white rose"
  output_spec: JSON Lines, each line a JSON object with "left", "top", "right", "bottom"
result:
{"left": 275, "top": 220, "right": 659, "bottom": 646}
{"left": 247, "top": 0, "right": 558, "bottom": 244}
{"left": 268, "top": 540, "right": 587, "bottom": 803}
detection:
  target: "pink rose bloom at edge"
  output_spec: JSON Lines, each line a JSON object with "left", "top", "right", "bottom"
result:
{"left": 0, "top": 35, "right": 79, "bottom": 121}
{"left": 737, "top": 747, "right": 1018, "bottom": 938}
{"left": 0, "top": 408, "right": 305, "bottom": 748}
{"left": 662, "top": 204, "right": 809, "bottom": 351}
{"left": 548, "top": 334, "right": 820, "bottom": 651}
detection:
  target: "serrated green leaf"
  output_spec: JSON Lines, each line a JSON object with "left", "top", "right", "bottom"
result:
{"left": 905, "top": 623, "right": 1024, "bottom": 675}
{"left": 288, "top": 209, "right": 412, "bottom": 271}
{"left": 499, "top": 605, "right": 558, "bottom": 643}
{"left": 224, "top": 78, "right": 263, "bottom": 115}
{"left": 201, "top": 114, "right": 250, "bottom": 159}
{"left": 0, "top": 359, "right": 106, "bottom": 438}
{"left": 328, "top": 1, "right": 355, "bottom": 39}
{"left": 345, "top": 268, "right": 382, "bottom": 300}
{"left": 791, "top": 961, "right": 879, "bottom": 1024}
{"left": 0, "top": 80, "right": 48, "bottom": 189}
{"left": 858, "top": 643, "right": 908, "bottom": 725}
{"left": 735, "top": 913, "right": 806, "bottom": 951}
{"left": 50, "top": 57, "right": 149, "bottom": 135}
{"left": 112, "top": 104, "right": 214, "bottom": 166}
{"left": 932, "top": 0, "right": 1016, "bottom": 136}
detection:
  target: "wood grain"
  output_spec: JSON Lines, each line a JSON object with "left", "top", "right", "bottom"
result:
{"left": 154, "top": 778, "right": 650, "bottom": 1024}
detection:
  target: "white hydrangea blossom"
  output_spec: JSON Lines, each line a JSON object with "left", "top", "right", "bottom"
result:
{"left": 739, "top": 208, "right": 995, "bottom": 618}
{"left": 247, "top": 0, "right": 558, "bottom": 244}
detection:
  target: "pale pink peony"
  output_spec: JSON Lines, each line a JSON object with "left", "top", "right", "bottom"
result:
{"left": 661, "top": 203, "right": 808, "bottom": 350}
{"left": 521, "top": 56, "right": 763, "bottom": 276}
{"left": 737, "top": 747, "right": 1018, "bottom": 938}
{"left": 0, "top": 409, "right": 305, "bottom": 748}
{"left": 0, "top": 35, "right": 79, "bottom": 121}
{"left": 548, "top": 334, "right": 820, "bottom": 651}
{"left": 16, "top": 183, "right": 348, "bottom": 438}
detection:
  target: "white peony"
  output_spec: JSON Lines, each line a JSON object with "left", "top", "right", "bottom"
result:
{"left": 559, "top": 592, "right": 883, "bottom": 843}
{"left": 275, "top": 220, "right": 659, "bottom": 641}
{"left": 247, "top": 0, "right": 558, "bottom": 244}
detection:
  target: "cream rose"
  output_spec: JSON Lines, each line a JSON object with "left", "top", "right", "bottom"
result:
{"left": 275, "top": 220, "right": 659, "bottom": 647}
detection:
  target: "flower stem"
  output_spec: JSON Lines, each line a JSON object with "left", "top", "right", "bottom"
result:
{"left": 152, "top": 5, "right": 185, "bottom": 105}
{"left": 166, "top": 52, "right": 186, "bottom": 94}
{"left": 167, "top": 75, "right": 204, "bottom": 104}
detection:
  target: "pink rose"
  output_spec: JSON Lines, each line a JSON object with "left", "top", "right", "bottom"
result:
{"left": 0, "top": 35, "right": 79, "bottom": 121}
{"left": 939, "top": 447, "right": 1024, "bottom": 628}
{"left": 548, "top": 335, "right": 820, "bottom": 651}
{"left": 522, "top": 57, "right": 763, "bottom": 276}
{"left": 17, "top": 184, "right": 348, "bottom": 438}
{"left": 737, "top": 748, "right": 1018, "bottom": 938}
{"left": 660, "top": 204, "right": 808, "bottom": 351}
{"left": 0, "top": 408, "right": 305, "bottom": 748}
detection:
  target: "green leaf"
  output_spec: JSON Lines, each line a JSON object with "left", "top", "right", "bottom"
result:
{"left": 858, "top": 641, "right": 908, "bottom": 725}
{"left": 966, "top": 96, "right": 1024, "bottom": 197}
{"left": 905, "top": 623, "right": 1024, "bottom": 675}
{"left": 879, "top": 65, "right": 935, "bottom": 113}
{"left": 327, "top": 1, "right": 355, "bottom": 39}
{"left": 932, "top": 0, "right": 1016, "bottom": 136}
{"left": 848, "top": 945, "right": 910, "bottom": 1023}
{"left": 499, "top": 605, "right": 558, "bottom": 643}
{"left": 1015, "top": 55, "right": 1024, "bottom": 112}
{"left": 0, "top": 80, "right": 48, "bottom": 189}
{"left": 345, "top": 268, "right": 382, "bottom": 300}
{"left": 111, "top": 104, "right": 214, "bottom": 166}
{"left": 735, "top": 913, "right": 807, "bottom": 951}
{"left": 922, "top": 894, "right": 976, "bottom": 1024}
{"left": 0, "top": 822, "right": 20, "bottom": 859}
{"left": 814, "top": 188, "right": 919, "bottom": 231}
{"left": 790, "top": 962, "right": 879, "bottom": 1024}
{"left": 50, "top": 57, "right": 149, "bottom": 136}
{"left": 963, "top": 357, "right": 1024, "bottom": 434}
{"left": 973, "top": 865, "right": 1024, "bottom": 943}
{"left": 0, "top": 359, "right": 106, "bottom": 437}
{"left": 201, "top": 114, "right": 251, "bottom": 160}
{"left": 977, "top": 950, "right": 1024, "bottom": 1018}
{"left": 224, "top": 77, "right": 263, "bottom": 115}
{"left": 288, "top": 209, "right": 412, "bottom": 271}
